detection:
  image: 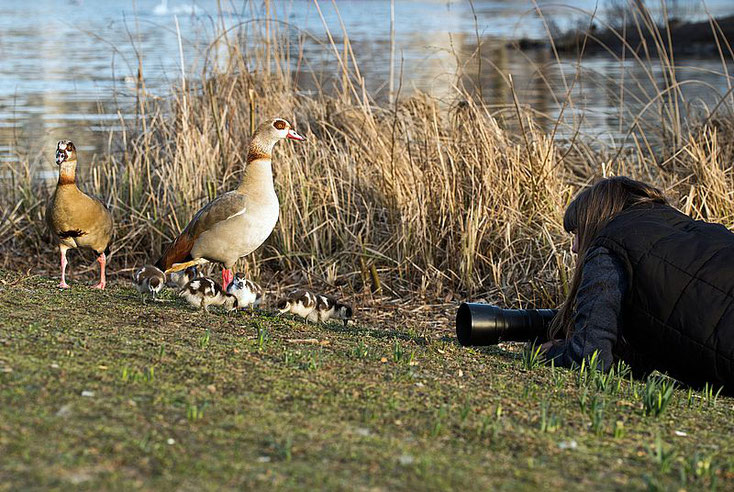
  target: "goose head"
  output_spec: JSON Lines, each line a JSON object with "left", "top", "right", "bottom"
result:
{"left": 249, "top": 118, "right": 305, "bottom": 160}
{"left": 268, "top": 117, "right": 305, "bottom": 142}
{"left": 55, "top": 140, "right": 77, "bottom": 165}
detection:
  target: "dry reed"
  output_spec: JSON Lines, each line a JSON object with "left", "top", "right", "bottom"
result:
{"left": 2, "top": 1, "right": 734, "bottom": 309}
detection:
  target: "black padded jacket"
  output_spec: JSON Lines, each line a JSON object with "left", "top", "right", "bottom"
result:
{"left": 589, "top": 203, "right": 734, "bottom": 391}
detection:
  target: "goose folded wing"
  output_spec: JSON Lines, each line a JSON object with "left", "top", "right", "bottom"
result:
{"left": 186, "top": 192, "right": 248, "bottom": 237}
{"left": 157, "top": 192, "right": 247, "bottom": 270}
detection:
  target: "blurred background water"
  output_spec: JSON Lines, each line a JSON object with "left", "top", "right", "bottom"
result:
{"left": 1, "top": 0, "right": 733, "bottom": 170}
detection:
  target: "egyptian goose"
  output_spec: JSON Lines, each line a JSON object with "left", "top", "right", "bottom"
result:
{"left": 156, "top": 118, "right": 305, "bottom": 289}
{"left": 179, "top": 276, "right": 238, "bottom": 312}
{"left": 45, "top": 140, "right": 113, "bottom": 289}
{"left": 276, "top": 290, "right": 353, "bottom": 326}
{"left": 226, "top": 273, "right": 263, "bottom": 309}
{"left": 166, "top": 265, "right": 199, "bottom": 289}
{"left": 132, "top": 264, "right": 166, "bottom": 302}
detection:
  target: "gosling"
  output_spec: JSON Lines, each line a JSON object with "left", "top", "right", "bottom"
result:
{"left": 179, "top": 277, "right": 238, "bottom": 313}
{"left": 276, "top": 290, "right": 353, "bottom": 326}
{"left": 132, "top": 264, "right": 166, "bottom": 303}
{"left": 226, "top": 273, "right": 263, "bottom": 310}
{"left": 166, "top": 265, "right": 199, "bottom": 289}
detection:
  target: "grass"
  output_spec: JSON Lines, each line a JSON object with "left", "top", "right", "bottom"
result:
{"left": 2, "top": 2, "right": 734, "bottom": 487}
{"left": 1, "top": 269, "right": 733, "bottom": 490}
{"left": 642, "top": 375, "right": 677, "bottom": 418}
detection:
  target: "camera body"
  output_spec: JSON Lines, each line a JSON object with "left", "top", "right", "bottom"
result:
{"left": 456, "top": 303, "right": 557, "bottom": 346}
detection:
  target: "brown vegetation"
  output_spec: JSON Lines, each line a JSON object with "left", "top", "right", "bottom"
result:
{"left": 2, "top": 3, "right": 734, "bottom": 310}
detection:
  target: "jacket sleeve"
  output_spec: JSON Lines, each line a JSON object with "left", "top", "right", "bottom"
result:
{"left": 544, "top": 246, "right": 627, "bottom": 371}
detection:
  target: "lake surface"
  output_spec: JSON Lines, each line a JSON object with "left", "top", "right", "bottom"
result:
{"left": 1, "top": 0, "right": 734, "bottom": 171}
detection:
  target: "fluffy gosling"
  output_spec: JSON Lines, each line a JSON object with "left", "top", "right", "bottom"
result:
{"left": 276, "top": 290, "right": 353, "bottom": 326}
{"left": 132, "top": 264, "right": 166, "bottom": 303}
{"left": 226, "top": 273, "right": 263, "bottom": 310}
{"left": 166, "top": 265, "right": 199, "bottom": 289}
{"left": 179, "top": 277, "right": 238, "bottom": 313}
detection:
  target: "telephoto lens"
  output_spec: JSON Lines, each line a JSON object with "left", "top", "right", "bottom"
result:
{"left": 455, "top": 303, "right": 558, "bottom": 346}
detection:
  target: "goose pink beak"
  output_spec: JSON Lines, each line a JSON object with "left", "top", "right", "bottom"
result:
{"left": 287, "top": 129, "right": 305, "bottom": 141}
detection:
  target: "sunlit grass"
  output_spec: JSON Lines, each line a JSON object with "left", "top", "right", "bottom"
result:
{"left": 2, "top": 271, "right": 732, "bottom": 489}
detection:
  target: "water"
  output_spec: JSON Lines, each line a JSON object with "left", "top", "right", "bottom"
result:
{"left": 1, "top": 0, "right": 733, "bottom": 171}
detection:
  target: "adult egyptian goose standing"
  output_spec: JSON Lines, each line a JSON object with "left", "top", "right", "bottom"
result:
{"left": 46, "top": 140, "right": 113, "bottom": 289}
{"left": 156, "top": 118, "right": 305, "bottom": 288}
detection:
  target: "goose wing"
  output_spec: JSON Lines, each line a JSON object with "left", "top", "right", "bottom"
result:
{"left": 156, "top": 192, "right": 247, "bottom": 270}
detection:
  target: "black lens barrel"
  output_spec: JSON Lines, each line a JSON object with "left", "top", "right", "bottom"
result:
{"left": 456, "top": 303, "right": 557, "bottom": 346}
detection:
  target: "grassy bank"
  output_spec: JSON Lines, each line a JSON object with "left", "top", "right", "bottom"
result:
{"left": 1, "top": 269, "right": 733, "bottom": 489}
{"left": 2, "top": 3, "right": 734, "bottom": 489}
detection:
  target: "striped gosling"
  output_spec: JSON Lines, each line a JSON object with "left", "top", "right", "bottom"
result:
{"left": 276, "top": 290, "right": 353, "bottom": 326}
{"left": 132, "top": 264, "right": 166, "bottom": 303}
{"left": 226, "top": 273, "right": 263, "bottom": 310}
{"left": 179, "top": 277, "right": 238, "bottom": 313}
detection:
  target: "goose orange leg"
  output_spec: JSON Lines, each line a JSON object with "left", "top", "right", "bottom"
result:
{"left": 92, "top": 252, "right": 107, "bottom": 290}
{"left": 222, "top": 268, "right": 234, "bottom": 290}
{"left": 58, "top": 245, "right": 70, "bottom": 289}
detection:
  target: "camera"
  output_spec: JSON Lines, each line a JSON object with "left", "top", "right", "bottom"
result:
{"left": 456, "top": 303, "right": 557, "bottom": 346}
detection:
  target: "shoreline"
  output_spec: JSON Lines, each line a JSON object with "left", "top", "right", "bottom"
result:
{"left": 512, "top": 14, "right": 734, "bottom": 57}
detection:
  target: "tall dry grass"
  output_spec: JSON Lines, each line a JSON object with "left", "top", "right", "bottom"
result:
{"left": 2, "top": 1, "right": 734, "bottom": 309}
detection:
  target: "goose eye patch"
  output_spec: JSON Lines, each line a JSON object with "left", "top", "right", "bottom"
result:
{"left": 273, "top": 120, "right": 286, "bottom": 130}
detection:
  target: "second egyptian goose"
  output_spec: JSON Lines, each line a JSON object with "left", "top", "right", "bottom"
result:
{"left": 156, "top": 118, "right": 305, "bottom": 288}
{"left": 45, "top": 140, "right": 113, "bottom": 289}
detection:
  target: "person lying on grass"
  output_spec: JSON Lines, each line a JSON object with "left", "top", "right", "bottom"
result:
{"left": 541, "top": 176, "right": 733, "bottom": 393}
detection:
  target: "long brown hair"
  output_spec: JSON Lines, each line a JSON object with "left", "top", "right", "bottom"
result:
{"left": 550, "top": 177, "right": 669, "bottom": 339}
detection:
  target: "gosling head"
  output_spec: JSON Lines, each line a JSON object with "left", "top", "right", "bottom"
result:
{"left": 229, "top": 273, "right": 246, "bottom": 292}
{"left": 335, "top": 302, "right": 353, "bottom": 326}
{"left": 55, "top": 140, "right": 77, "bottom": 165}
{"left": 275, "top": 297, "right": 292, "bottom": 313}
{"left": 148, "top": 276, "right": 163, "bottom": 294}
{"left": 223, "top": 294, "right": 239, "bottom": 312}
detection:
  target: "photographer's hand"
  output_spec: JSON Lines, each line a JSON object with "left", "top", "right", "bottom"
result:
{"left": 540, "top": 340, "right": 563, "bottom": 353}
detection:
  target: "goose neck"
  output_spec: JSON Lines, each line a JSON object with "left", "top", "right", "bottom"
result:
{"left": 58, "top": 160, "right": 77, "bottom": 186}
{"left": 238, "top": 158, "right": 273, "bottom": 193}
